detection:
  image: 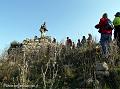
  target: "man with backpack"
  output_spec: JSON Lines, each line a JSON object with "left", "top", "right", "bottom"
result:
{"left": 113, "top": 12, "right": 120, "bottom": 48}
{"left": 95, "top": 13, "right": 113, "bottom": 58}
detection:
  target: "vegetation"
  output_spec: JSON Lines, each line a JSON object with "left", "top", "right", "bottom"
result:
{"left": 0, "top": 37, "right": 120, "bottom": 89}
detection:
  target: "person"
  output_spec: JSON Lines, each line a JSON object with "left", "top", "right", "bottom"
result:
{"left": 66, "top": 37, "right": 72, "bottom": 49}
{"left": 77, "top": 39, "right": 82, "bottom": 48}
{"left": 81, "top": 36, "right": 86, "bottom": 46}
{"left": 66, "top": 37, "right": 72, "bottom": 46}
{"left": 40, "top": 22, "right": 48, "bottom": 38}
{"left": 72, "top": 42, "right": 75, "bottom": 49}
{"left": 95, "top": 13, "right": 113, "bottom": 58}
{"left": 52, "top": 38, "right": 56, "bottom": 43}
{"left": 34, "top": 36, "right": 38, "bottom": 41}
{"left": 87, "top": 34, "right": 93, "bottom": 47}
{"left": 113, "top": 12, "right": 120, "bottom": 48}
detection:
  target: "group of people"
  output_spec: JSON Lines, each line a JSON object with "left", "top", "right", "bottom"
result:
{"left": 95, "top": 12, "right": 120, "bottom": 58}
{"left": 65, "top": 34, "right": 93, "bottom": 49}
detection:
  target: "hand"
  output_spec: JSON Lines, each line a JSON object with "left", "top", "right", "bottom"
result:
{"left": 95, "top": 24, "right": 99, "bottom": 29}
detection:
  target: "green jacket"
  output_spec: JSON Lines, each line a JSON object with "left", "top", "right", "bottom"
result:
{"left": 113, "top": 17, "right": 120, "bottom": 26}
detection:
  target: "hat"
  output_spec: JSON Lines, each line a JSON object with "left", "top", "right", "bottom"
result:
{"left": 115, "top": 12, "right": 120, "bottom": 17}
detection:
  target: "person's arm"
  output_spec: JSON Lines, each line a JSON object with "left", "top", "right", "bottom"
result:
{"left": 95, "top": 19, "right": 102, "bottom": 29}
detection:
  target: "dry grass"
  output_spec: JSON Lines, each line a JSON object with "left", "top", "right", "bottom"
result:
{"left": 0, "top": 38, "right": 119, "bottom": 89}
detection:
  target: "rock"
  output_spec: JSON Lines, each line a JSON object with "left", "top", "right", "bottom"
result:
{"left": 96, "top": 71, "right": 109, "bottom": 76}
{"left": 96, "top": 62, "right": 109, "bottom": 71}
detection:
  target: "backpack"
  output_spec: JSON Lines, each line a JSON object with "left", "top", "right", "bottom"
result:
{"left": 105, "top": 19, "right": 114, "bottom": 30}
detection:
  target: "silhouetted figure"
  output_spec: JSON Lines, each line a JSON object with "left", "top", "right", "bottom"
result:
{"left": 66, "top": 37, "right": 72, "bottom": 48}
{"left": 77, "top": 39, "right": 82, "bottom": 48}
{"left": 87, "top": 34, "right": 93, "bottom": 47}
{"left": 72, "top": 42, "right": 75, "bottom": 49}
{"left": 34, "top": 36, "right": 38, "bottom": 41}
{"left": 52, "top": 38, "right": 56, "bottom": 43}
{"left": 40, "top": 22, "right": 48, "bottom": 38}
{"left": 81, "top": 36, "right": 86, "bottom": 46}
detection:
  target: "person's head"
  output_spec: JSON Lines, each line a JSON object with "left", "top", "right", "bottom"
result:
{"left": 34, "top": 36, "right": 37, "bottom": 39}
{"left": 53, "top": 38, "right": 55, "bottom": 40}
{"left": 115, "top": 12, "right": 120, "bottom": 17}
{"left": 102, "top": 13, "right": 108, "bottom": 18}
{"left": 53, "top": 38, "right": 56, "bottom": 43}
{"left": 88, "top": 34, "right": 92, "bottom": 37}
{"left": 83, "top": 36, "right": 85, "bottom": 39}
{"left": 67, "top": 37, "right": 69, "bottom": 40}
{"left": 78, "top": 39, "right": 80, "bottom": 42}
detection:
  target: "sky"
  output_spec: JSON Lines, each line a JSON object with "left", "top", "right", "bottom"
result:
{"left": 0, "top": 0, "right": 120, "bottom": 53}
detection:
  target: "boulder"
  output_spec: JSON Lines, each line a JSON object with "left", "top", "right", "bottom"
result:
{"left": 96, "top": 62, "right": 109, "bottom": 71}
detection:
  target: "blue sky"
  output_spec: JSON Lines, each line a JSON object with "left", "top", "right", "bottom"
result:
{"left": 0, "top": 0, "right": 120, "bottom": 53}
